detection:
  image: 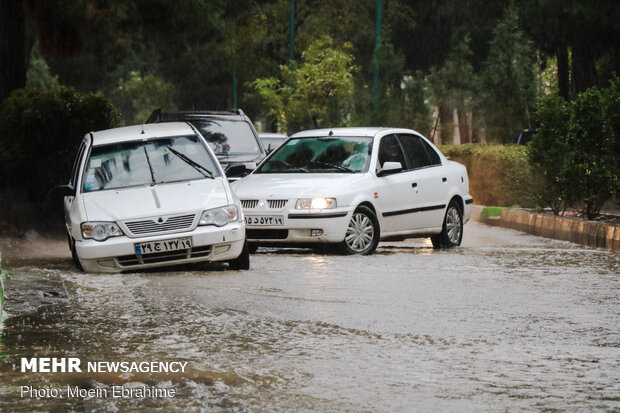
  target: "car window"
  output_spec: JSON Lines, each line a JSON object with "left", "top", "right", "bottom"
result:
{"left": 397, "top": 134, "right": 432, "bottom": 169}
{"left": 190, "top": 119, "right": 261, "bottom": 158}
{"left": 81, "top": 135, "right": 220, "bottom": 192}
{"left": 398, "top": 134, "right": 441, "bottom": 168}
{"left": 419, "top": 136, "right": 442, "bottom": 165}
{"left": 257, "top": 136, "right": 372, "bottom": 173}
{"left": 377, "top": 134, "right": 407, "bottom": 170}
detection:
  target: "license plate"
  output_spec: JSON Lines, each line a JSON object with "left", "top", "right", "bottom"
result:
{"left": 245, "top": 215, "right": 284, "bottom": 226}
{"left": 134, "top": 237, "right": 192, "bottom": 255}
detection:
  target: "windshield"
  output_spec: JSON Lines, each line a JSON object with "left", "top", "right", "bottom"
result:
{"left": 81, "top": 135, "right": 220, "bottom": 192}
{"left": 256, "top": 136, "right": 372, "bottom": 174}
{"left": 190, "top": 119, "right": 262, "bottom": 158}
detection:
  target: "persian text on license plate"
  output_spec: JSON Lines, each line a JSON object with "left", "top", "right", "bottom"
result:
{"left": 134, "top": 237, "right": 192, "bottom": 255}
{"left": 245, "top": 215, "right": 283, "bottom": 226}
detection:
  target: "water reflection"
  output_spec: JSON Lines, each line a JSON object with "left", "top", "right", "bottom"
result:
{"left": 1, "top": 224, "right": 618, "bottom": 411}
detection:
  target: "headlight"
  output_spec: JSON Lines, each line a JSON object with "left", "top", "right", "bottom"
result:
{"left": 295, "top": 198, "right": 337, "bottom": 210}
{"left": 200, "top": 205, "right": 238, "bottom": 227}
{"left": 81, "top": 222, "right": 124, "bottom": 241}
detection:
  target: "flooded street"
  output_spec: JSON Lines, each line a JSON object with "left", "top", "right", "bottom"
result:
{"left": 1, "top": 222, "right": 618, "bottom": 411}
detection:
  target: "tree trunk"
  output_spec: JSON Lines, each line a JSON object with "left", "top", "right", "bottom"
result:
{"left": 471, "top": 108, "right": 481, "bottom": 143}
{"left": 557, "top": 46, "right": 569, "bottom": 100}
{"left": 571, "top": 46, "right": 598, "bottom": 99}
{"left": 457, "top": 108, "right": 471, "bottom": 144}
{"left": 312, "top": 114, "right": 319, "bottom": 129}
{"left": 0, "top": 0, "right": 26, "bottom": 102}
{"left": 438, "top": 105, "right": 454, "bottom": 145}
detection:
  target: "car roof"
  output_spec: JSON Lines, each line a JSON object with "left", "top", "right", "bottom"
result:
{"left": 146, "top": 109, "right": 248, "bottom": 123}
{"left": 259, "top": 133, "right": 288, "bottom": 138}
{"left": 290, "top": 127, "right": 422, "bottom": 138}
{"left": 88, "top": 122, "right": 195, "bottom": 146}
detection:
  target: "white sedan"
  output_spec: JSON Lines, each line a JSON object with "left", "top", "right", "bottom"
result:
{"left": 231, "top": 127, "right": 473, "bottom": 255}
{"left": 58, "top": 122, "right": 249, "bottom": 272}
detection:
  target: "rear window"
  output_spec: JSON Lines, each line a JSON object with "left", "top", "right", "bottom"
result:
{"left": 190, "top": 119, "right": 262, "bottom": 158}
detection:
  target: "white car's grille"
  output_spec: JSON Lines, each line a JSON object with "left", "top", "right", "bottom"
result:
{"left": 241, "top": 199, "right": 288, "bottom": 209}
{"left": 241, "top": 200, "right": 259, "bottom": 209}
{"left": 116, "top": 245, "right": 212, "bottom": 268}
{"left": 267, "top": 199, "right": 288, "bottom": 209}
{"left": 124, "top": 214, "right": 196, "bottom": 236}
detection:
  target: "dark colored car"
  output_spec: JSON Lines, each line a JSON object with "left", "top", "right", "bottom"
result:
{"left": 147, "top": 109, "right": 267, "bottom": 180}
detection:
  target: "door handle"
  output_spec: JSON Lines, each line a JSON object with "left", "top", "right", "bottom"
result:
{"left": 411, "top": 182, "right": 417, "bottom": 188}
{"left": 442, "top": 177, "right": 447, "bottom": 182}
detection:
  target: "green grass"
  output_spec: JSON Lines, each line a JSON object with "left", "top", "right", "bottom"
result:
{"left": 479, "top": 206, "right": 509, "bottom": 221}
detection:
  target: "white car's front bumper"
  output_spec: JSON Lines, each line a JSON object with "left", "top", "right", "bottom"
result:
{"left": 75, "top": 221, "right": 245, "bottom": 273}
{"left": 244, "top": 208, "right": 352, "bottom": 244}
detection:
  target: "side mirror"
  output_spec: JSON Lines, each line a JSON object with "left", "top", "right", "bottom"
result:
{"left": 377, "top": 161, "right": 403, "bottom": 177}
{"left": 55, "top": 184, "right": 75, "bottom": 196}
{"left": 226, "top": 162, "right": 257, "bottom": 178}
{"left": 267, "top": 143, "right": 276, "bottom": 154}
{"left": 225, "top": 163, "right": 248, "bottom": 178}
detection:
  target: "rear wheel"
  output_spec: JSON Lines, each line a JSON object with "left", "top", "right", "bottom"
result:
{"left": 229, "top": 241, "right": 250, "bottom": 270}
{"left": 431, "top": 200, "right": 463, "bottom": 249}
{"left": 339, "top": 206, "right": 380, "bottom": 255}
{"left": 67, "top": 233, "right": 84, "bottom": 271}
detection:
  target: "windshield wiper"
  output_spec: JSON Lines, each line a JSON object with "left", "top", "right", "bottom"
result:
{"left": 166, "top": 146, "right": 215, "bottom": 179}
{"left": 265, "top": 160, "right": 309, "bottom": 173}
{"left": 308, "top": 160, "right": 355, "bottom": 173}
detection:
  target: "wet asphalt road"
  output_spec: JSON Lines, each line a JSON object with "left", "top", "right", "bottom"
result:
{"left": 0, "top": 222, "right": 618, "bottom": 412}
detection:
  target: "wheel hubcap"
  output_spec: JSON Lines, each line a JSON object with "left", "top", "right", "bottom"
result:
{"left": 345, "top": 213, "right": 375, "bottom": 252}
{"left": 446, "top": 207, "right": 462, "bottom": 244}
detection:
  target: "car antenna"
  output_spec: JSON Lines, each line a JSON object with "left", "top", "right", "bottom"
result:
{"left": 141, "top": 124, "right": 145, "bottom": 134}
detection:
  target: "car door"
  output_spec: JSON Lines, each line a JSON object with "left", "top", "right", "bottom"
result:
{"left": 397, "top": 133, "right": 447, "bottom": 229}
{"left": 373, "top": 134, "right": 415, "bottom": 234}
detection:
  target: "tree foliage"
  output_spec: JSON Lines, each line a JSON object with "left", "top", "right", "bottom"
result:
{"left": 251, "top": 35, "right": 356, "bottom": 132}
{"left": 429, "top": 36, "right": 476, "bottom": 144}
{"left": 0, "top": 87, "right": 120, "bottom": 200}
{"left": 0, "top": 0, "right": 617, "bottom": 139}
{"left": 112, "top": 71, "right": 176, "bottom": 124}
{"left": 478, "top": 6, "right": 536, "bottom": 142}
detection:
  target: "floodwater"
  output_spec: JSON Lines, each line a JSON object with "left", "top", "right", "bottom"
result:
{"left": 0, "top": 222, "right": 618, "bottom": 411}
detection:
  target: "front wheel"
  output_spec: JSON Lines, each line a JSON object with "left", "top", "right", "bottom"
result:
{"left": 339, "top": 206, "right": 380, "bottom": 255}
{"left": 431, "top": 201, "right": 463, "bottom": 249}
{"left": 67, "top": 233, "right": 84, "bottom": 271}
{"left": 229, "top": 241, "right": 250, "bottom": 270}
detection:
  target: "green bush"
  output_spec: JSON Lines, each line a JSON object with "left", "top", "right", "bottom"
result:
{"left": 568, "top": 85, "right": 618, "bottom": 219}
{"left": 439, "top": 143, "right": 537, "bottom": 207}
{"left": 530, "top": 79, "right": 619, "bottom": 219}
{"left": 528, "top": 94, "right": 573, "bottom": 214}
{"left": 0, "top": 87, "right": 120, "bottom": 229}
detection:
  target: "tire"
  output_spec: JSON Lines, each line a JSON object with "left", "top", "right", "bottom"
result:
{"left": 431, "top": 200, "right": 463, "bottom": 249}
{"left": 248, "top": 243, "right": 259, "bottom": 254}
{"left": 67, "top": 233, "right": 84, "bottom": 271}
{"left": 339, "top": 205, "right": 380, "bottom": 255}
{"left": 229, "top": 240, "right": 250, "bottom": 270}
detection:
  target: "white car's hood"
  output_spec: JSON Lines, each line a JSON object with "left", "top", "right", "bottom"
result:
{"left": 81, "top": 179, "right": 230, "bottom": 221}
{"left": 231, "top": 173, "right": 368, "bottom": 200}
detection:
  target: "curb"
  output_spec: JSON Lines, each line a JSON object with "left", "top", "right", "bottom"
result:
{"left": 480, "top": 208, "right": 620, "bottom": 251}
